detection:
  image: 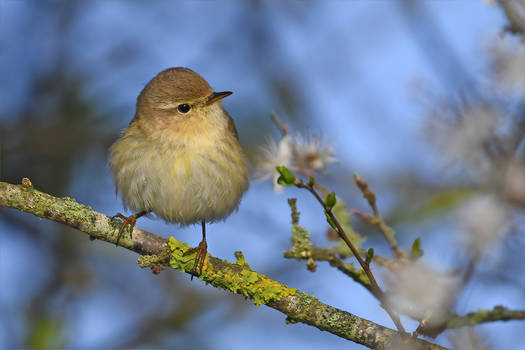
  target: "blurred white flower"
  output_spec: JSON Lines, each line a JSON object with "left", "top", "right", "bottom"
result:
{"left": 255, "top": 135, "right": 294, "bottom": 192}
{"left": 449, "top": 328, "right": 489, "bottom": 350}
{"left": 442, "top": 105, "right": 501, "bottom": 174}
{"left": 294, "top": 133, "right": 337, "bottom": 172}
{"left": 255, "top": 131, "right": 337, "bottom": 192}
{"left": 384, "top": 261, "right": 458, "bottom": 327}
{"left": 502, "top": 157, "right": 525, "bottom": 205}
{"left": 489, "top": 40, "right": 525, "bottom": 96}
{"left": 457, "top": 194, "right": 507, "bottom": 257}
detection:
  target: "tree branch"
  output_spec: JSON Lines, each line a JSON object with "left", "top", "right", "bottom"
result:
{"left": 0, "top": 179, "right": 451, "bottom": 350}
{"left": 446, "top": 306, "right": 525, "bottom": 329}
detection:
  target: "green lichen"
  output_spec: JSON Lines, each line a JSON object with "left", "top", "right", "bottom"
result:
{"left": 137, "top": 253, "right": 166, "bottom": 268}
{"left": 331, "top": 196, "right": 365, "bottom": 249}
{"left": 167, "top": 237, "right": 297, "bottom": 306}
{"left": 446, "top": 305, "right": 512, "bottom": 329}
{"left": 240, "top": 269, "right": 260, "bottom": 284}
{"left": 306, "top": 256, "right": 317, "bottom": 272}
{"left": 339, "top": 261, "right": 368, "bottom": 282}
{"left": 297, "top": 292, "right": 317, "bottom": 308}
{"left": 234, "top": 251, "right": 249, "bottom": 268}
{"left": 286, "top": 198, "right": 314, "bottom": 259}
{"left": 325, "top": 307, "right": 344, "bottom": 329}
{"left": 205, "top": 258, "right": 298, "bottom": 307}
{"left": 288, "top": 198, "right": 300, "bottom": 224}
{"left": 285, "top": 316, "right": 298, "bottom": 324}
{"left": 167, "top": 237, "right": 196, "bottom": 272}
{"left": 282, "top": 292, "right": 322, "bottom": 324}
{"left": 291, "top": 224, "right": 313, "bottom": 254}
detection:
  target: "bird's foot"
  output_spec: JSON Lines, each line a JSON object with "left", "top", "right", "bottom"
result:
{"left": 190, "top": 238, "right": 208, "bottom": 280}
{"left": 111, "top": 212, "right": 144, "bottom": 246}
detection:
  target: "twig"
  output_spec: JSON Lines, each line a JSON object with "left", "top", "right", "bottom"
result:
{"left": 271, "top": 111, "right": 289, "bottom": 137}
{"left": 354, "top": 174, "right": 404, "bottom": 259}
{"left": 294, "top": 179, "right": 407, "bottom": 335}
{"left": 412, "top": 318, "right": 428, "bottom": 338}
{"left": 446, "top": 306, "right": 525, "bottom": 329}
{"left": 284, "top": 247, "right": 373, "bottom": 293}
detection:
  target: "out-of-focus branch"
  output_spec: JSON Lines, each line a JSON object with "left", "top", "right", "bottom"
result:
{"left": 498, "top": 0, "right": 525, "bottom": 38}
{"left": 353, "top": 174, "right": 405, "bottom": 259}
{"left": 270, "top": 111, "right": 289, "bottom": 137}
{"left": 417, "top": 306, "right": 525, "bottom": 338}
{"left": 446, "top": 306, "right": 525, "bottom": 329}
{"left": 0, "top": 179, "right": 448, "bottom": 350}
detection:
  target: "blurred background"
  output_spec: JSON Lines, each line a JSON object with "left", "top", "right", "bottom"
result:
{"left": 1, "top": 1, "right": 524, "bottom": 349}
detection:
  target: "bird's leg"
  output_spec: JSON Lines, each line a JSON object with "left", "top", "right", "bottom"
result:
{"left": 191, "top": 220, "right": 208, "bottom": 280}
{"left": 112, "top": 210, "right": 148, "bottom": 246}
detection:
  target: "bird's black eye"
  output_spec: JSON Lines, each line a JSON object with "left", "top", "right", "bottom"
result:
{"left": 177, "top": 104, "right": 191, "bottom": 114}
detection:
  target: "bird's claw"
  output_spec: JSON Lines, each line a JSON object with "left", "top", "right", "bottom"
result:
{"left": 190, "top": 239, "right": 208, "bottom": 280}
{"left": 111, "top": 212, "right": 138, "bottom": 246}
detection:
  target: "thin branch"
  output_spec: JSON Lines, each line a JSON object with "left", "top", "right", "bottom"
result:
{"left": 353, "top": 174, "right": 404, "bottom": 259}
{"left": 284, "top": 247, "right": 373, "bottom": 293}
{"left": 270, "top": 111, "right": 289, "bottom": 137}
{"left": 0, "top": 180, "right": 447, "bottom": 350}
{"left": 498, "top": 0, "right": 525, "bottom": 38}
{"left": 285, "top": 245, "right": 404, "bottom": 291}
{"left": 446, "top": 306, "right": 525, "bottom": 329}
{"left": 294, "top": 179, "right": 407, "bottom": 334}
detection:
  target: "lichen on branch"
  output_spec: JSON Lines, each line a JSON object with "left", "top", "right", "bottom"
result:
{"left": 0, "top": 179, "right": 452, "bottom": 350}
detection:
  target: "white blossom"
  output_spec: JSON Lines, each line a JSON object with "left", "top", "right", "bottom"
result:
{"left": 441, "top": 105, "right": 502, "bottom": 174}
{"left": 502, "top": 157, "right": 525, "bottom": 205}
{"left": 457, "top": 194, "right": 507, "bottom": 257}
{"left": 294, "top": 133, "right": 337, "bottom": 172}
{"left": 489, "top": 40, "right": 525, "bottom": 96}
{"left": 449, "top": 328, "right": 489, "bottom": 350}
{"left": 384, "top": 261, "right": 458, "bottom": 327}
{"left": 255, "top": 135, "right": 294, "bottom": 192}
{"left": 255, "top": 132, "right": 337, "bottom": 192}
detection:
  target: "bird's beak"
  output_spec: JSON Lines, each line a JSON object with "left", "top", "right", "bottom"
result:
{"left": 205, "top": 91, "right": 232, "bottom": 106}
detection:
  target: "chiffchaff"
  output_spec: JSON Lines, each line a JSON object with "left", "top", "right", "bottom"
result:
{"left": 109, "top": 67, "right": 249, "bottom": 277}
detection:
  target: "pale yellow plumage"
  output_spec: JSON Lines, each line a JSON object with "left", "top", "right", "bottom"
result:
{"left": 110, "top": 102, "right": 248, "bottom": 224}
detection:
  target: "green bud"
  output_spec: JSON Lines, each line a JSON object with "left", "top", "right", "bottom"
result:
{"left": 411, "top": 237, "right": 424, "bottom": 260}
{"left": 365, "top": 247, "right": 374, "bottom": 264}
{"left": 325, "top": 192, "right": 337, "bottom": 210}
{"left": 325, "top": 212, "right": 337, "bottom": 229}
{"left": 276, "top": 166, "right": 296, "bottom": 186}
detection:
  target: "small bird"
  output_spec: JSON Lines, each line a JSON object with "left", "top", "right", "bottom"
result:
{"left": 109, "top": 67, "right": 249, "bottom": 277}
